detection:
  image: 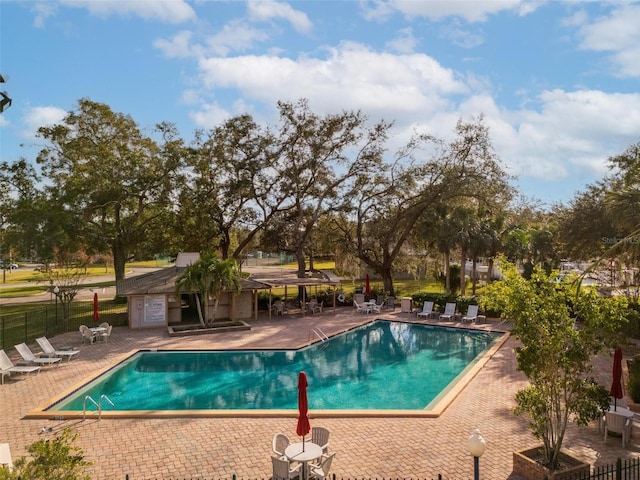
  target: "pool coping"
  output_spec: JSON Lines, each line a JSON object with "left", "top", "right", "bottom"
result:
{"left": 24, "top": 321, "right": 510, "bottom": 420}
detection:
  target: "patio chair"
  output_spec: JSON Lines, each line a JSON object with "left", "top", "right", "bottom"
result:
{"left": 96, "top": 324, "right": 113, "bottom": 343}
{"left": 14, "top": 343, "right": 62, "bottom": 367}
{"left": 0, "top": 349, "right": 41, "bottom": 384}
{"left": 308, "top": 453, "right": 335, "bottom": 480}
{"left": 272, "top": 301, "right": 284, "bottom": 316}
{"left": 99, "top": 322, "right": 109, "bottom": 329}
{"left": 385, "top": 296, "right": 395, "bottom": 310}
{"left": 604, "top": 411, "right": 632, "bottom": 447}
{"left": 311, "top": 426, "right": 330, "bottom": 454}
{"left": 439, "top": 302, "right": 457, "bottom": 321}
{"left": 35, "top": 337, "right": 79, "bottom": 362}
{"left": 272, "top": 433, "right": 290, "bottom": 460}
{"left": 462, "top": 305, "right": 479, "bottom": 323}
{"left": 354, "top": 301, "right": 370, "bottom": 314}
{"left": 416, "top": 301, "right": 435, "bottom": 318}
{"left": 271, "top": 456, "right": 302, "bottom": 480}
{"left": 79, "top": 325, "right": 96, "bottom": 344}
{"left": 371, "top": 301, "right": 383, "bottom": 314}
{"left": 312, "top": 300, "right": 324, "bottom": 314}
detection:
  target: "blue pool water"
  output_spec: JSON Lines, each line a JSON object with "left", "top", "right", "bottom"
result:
{"left": 50, "top": 321, "right": 500, "bottom": 411}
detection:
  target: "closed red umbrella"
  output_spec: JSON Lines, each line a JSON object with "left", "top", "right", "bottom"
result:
{"left": 92, "top": 292, "right": 100, "bottom": 322}
{"left": 610, "top": 347, "right": 623, "bottom": 411}
{"left": 296, "top": 371, "right": 311, "bottom": 451}
{"left": 365, "top": 273, "right": 371, "bottom": 296}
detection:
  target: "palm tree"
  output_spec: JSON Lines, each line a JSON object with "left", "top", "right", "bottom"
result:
{"left": 175, "top": 253, "right": 242, "bottom": 327}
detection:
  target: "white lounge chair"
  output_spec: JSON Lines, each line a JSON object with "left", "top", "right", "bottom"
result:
{"left": 272, "top": 456, "right": 302, "bottom": 480}
{"left": 462, "top": 305, "right": 479, "bottom": 323}
{"left": 416, "top": 301, "right": 435, "bottom": 318}
{"left": 308, "top": 453, "right": 335, "bottom": 480}
{"left": 0, "top": 442, "right": 12, "bottom": 471}
{"left": 35, "top": 337, "right": 79, "bottom": 361}
{"left": 604, "top": 411, "right": 632, "bottom": 447}
{"left": 14, "top": 343, "right": 62, "bottom": 367}
{"left": 439, "top": 302, "right": 457, "bottom": 321}
{"left": 311, "top": 426, "right": 330, "bottom": 454}
{"left": 0, "top": 349, "right": 41, "bottom": 384}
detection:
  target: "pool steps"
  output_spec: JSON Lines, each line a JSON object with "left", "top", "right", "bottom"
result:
{"left": 308, "top": 328, "right": 329, "bottom": 342}
{"left": 83, "top": 394, "right": 115, "bottom": 420}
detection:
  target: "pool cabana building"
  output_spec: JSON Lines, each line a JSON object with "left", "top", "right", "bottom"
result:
{"left": 117, "top": 253, "right": 271, "bottom": 329}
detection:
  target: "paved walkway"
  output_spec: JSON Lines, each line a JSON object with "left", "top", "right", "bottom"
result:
{"left": 1, "top": 308, "right": 639, "bottom": 479}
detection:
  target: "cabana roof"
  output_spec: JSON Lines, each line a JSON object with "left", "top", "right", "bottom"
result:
{"left": 117, "top": 267, "right": 270, "bottom": 296}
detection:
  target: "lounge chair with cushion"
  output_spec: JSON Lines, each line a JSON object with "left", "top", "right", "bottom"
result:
{"left": 0, "top": 349, "right": 41, "bottom": 384}
{"left": 462, "top": 305, "right": 479, "bottom": 323}
{"left": 14, "top": 343, "right": 62, "bottom": 367}
{"left": 439, "top": 302, "right": 457, "bottom": 321}
{"left": 416, "top": 301, "right": 435, "bottom": 318}
{"left": 35, "top": 337, "right": 79, "bottom": 361}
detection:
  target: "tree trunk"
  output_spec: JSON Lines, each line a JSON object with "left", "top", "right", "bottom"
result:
{"left": 460, "top": 248, "right": 467, "bottom": 295}
{"left": 380, "top": 265, "right": 395, "bottom": 297}
{"left": 471, "top": 256, "right": 478, "bottom": 295}
{"left": 444, "top": 251, "right": 451, "bottom": 293}
{"left": 112, "top": 242, "right": 127, "bottom": 282}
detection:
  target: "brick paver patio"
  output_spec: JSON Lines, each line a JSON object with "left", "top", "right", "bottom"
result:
{"left": 1, "top": 308, "right": 639, "bottom": 479}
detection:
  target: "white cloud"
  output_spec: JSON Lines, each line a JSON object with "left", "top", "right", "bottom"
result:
{"left": 388, "top": 0, "right": 540, "bottom": 23}
{"left": 205, "top": 20, "right": 270, "bottom": 56}
{"left": 21, "top": 106, "right": 67, "bottom": 139}
{"left": 35, "top": 0, "right": 196, "bottom": 25}
{"left": 196, "top": 42, "right": 467, "bottom": 118}
{"left": 154, "top": 31, "right": 204, "bottom": 59}
{"left": 576, "top": 4, "right": 640, "bottom": 78}
{"left": 247, "top": 0, "right": 312, "bottom": 33}
{"left": 385, "top": 27, "right": 418, "bottom": 53}
{"left": 31, "top": 2, "right": 57, "bottom": 28}
{"left": 502, "top": 89, "right": 640, "bottom": 180}
{"left": 0, "top": 115, "right": 9, "bottom": 128}
{"left": 189, "top": 102, "right": 232, "bottom": 130}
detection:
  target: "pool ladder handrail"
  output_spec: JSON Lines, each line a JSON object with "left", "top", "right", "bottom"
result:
{"left": 308, "top": 327, "right": 329, "bottom": 342}
{"left": 83, "top": 394, "right": 115, "bottom": 420}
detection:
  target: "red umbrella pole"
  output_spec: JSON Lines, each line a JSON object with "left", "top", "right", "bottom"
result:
{"left": 92, "top": 292, "right": 100, "bottom": 322}
{"left": 296, "top": 371, "right": 311, "bottom": 451}
{"left": 610, "top": 347, "right": 623, "bottom": 411}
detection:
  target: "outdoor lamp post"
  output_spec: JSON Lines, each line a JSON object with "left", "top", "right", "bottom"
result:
{"left": 468, "top": 428, "right": 486, "bottom": 480}
{"left": 53, "top": 286, "right": 60, "bottom": 325}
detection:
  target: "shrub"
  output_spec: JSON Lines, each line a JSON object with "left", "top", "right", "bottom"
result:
{"left": 1, "top": 428, "right": 92, "bottom": 480}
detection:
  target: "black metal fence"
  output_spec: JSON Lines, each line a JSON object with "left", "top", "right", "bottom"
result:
{"left": 0, "top": 300, "right": 128, "bottom": 351}
{"left": 110, "top": 459, "right": 639, "bottom": 480}
{"left": 588, "top": 456, "right": 640, "bottom": 479}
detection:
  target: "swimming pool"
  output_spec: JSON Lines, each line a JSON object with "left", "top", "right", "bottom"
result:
{"left": 34, "top": 320, "right": 507, "bottom": 418}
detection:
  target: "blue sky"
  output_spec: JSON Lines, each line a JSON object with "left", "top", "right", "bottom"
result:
{"left": 2, "top": 0, "right": 640, "bottom": 206}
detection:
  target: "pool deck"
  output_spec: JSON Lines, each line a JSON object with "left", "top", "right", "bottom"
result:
{"left": 1, "top": 307, "right": 639, "bottom": 479}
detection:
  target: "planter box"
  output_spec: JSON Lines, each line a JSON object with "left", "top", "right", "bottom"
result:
{"left": 513, "top": 447, "right": 589, "bottom": 480}
{"left": 167, "top": 321, "right": 251, "bottom": 337}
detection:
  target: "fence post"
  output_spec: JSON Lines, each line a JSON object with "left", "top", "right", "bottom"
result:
{"left": 616, "top": 456, "right": 621, "bottom": 480}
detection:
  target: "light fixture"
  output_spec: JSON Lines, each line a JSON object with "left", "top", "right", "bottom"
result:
{"left": 468, "top": 428, "right": 486, "bottom": 480}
